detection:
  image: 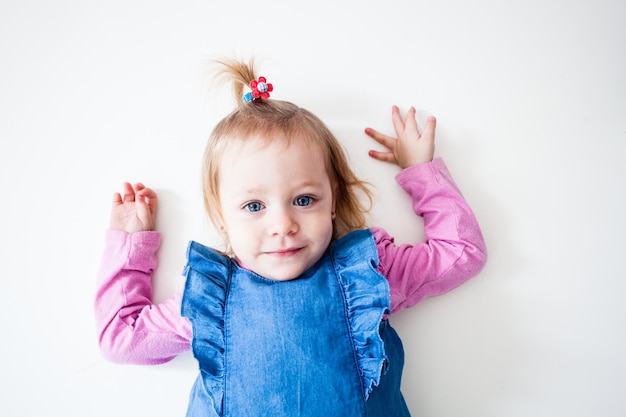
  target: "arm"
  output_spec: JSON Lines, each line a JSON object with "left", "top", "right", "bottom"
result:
{"left": 366, "top": 107, "right": 487, "bottom": 313}
{"left": 95, "top": 183, "right": 192, "bottom": 364}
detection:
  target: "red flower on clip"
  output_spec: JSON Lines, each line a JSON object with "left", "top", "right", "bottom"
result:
{"left": 249, "top": 77, "right": 273, "bottom": 100}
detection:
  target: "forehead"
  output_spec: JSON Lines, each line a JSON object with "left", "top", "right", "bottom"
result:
{"left": 219, "top": 135, "right": 330, "bottom": 188}
{"left": 222, "top": 133, "right": 324, "bottom": 163}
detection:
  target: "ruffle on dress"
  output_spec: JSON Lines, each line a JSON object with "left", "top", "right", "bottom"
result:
{"left": 330, "top": 229, "right": 391, "bottom": 399}
{"left": 180, "top": 242, "right": 230, "bottom": 416}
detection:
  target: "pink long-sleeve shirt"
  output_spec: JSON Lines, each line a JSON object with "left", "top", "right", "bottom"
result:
{"left": 95, "top": 158, "right": 487, "bottom": 365}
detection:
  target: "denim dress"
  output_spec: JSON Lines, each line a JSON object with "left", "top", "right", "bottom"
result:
{"left": 181, "top": 229, "right": 411, "bottom": 417}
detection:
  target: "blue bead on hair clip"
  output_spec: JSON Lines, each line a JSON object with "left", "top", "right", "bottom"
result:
{"left": 243, "top": 76, "right": 273, "bottom": 103}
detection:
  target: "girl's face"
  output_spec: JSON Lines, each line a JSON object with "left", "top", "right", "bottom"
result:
{"left": 218, "top": 136, "right": 335, "bottom": 281}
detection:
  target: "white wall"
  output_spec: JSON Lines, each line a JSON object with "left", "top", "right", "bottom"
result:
{"left": 1, "top": 1, "right": 624, "bottom": 416}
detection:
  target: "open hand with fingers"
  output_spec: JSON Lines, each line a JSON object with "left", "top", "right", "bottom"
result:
{"left": 365, "top": 105, "right": 436, "bottom": 169}
{"left": 110, "top": 182, "right": 158, "bottom": 233}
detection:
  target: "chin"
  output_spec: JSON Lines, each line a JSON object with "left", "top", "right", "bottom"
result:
{"left": 264, "top": 271, "right": 302, "bottom": 282}
{"left": 259, "top": 264, "right": 309, "bottom": 282}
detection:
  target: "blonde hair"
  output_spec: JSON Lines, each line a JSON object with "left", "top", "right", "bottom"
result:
{"left": 202, "top": 58, "right": 373, "bottom": 250}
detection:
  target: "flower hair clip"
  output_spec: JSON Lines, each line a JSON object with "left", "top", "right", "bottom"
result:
{"left": 243, "top": 76, "right": 273, "bottom": 103}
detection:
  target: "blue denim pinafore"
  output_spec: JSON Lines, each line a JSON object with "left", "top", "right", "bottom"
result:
{"left": 181, "top": 229, "right": 411, "bottom": 417}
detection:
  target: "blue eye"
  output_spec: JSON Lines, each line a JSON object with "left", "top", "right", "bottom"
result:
{"left": 245, "top": 202, "right": 264, "bottom": 212}
{"left": 295, "top": 196, "right": 313, "bottom": 207}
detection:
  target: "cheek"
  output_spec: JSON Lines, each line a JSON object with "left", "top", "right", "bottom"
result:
{"left": 313, "top": 215, "right": 335, "bottom": 242}
{"left": 226, "top": 220, "right": 264, "bottom": 253}
{"left": 226, "top": 222, "right": 253, "bottom": 246}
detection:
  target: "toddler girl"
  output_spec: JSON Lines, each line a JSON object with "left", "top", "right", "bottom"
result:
{"left": 95, "top": 59, "right": 487, "bottom": 417}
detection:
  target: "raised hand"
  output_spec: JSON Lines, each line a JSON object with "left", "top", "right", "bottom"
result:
{"left": 365, "top": 105, "right": 436, "bottom": 169}
{"left": 110, "top": 182, "right": 158, "bottom": 233}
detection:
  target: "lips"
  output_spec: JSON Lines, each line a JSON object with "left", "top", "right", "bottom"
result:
{"left": 264, "top": 247, "right": 302, "bottom": 257}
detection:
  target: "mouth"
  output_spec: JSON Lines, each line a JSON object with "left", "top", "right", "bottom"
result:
{"left": 264, "top": 247, "right": 303, "bottom": 258}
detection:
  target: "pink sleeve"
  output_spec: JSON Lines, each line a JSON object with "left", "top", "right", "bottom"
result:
{"left": 373, "top": 157, "right": 487, "bottom": 313}
{"left": 94, "top": 229, "right": 192, "bottom": 364}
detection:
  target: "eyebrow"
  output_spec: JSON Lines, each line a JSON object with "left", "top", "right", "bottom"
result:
{"left": 238, "top": 180, "right": 328, "bottom": 196}
{"left": 292, "top": 180, "right": 328, "bottom": 190}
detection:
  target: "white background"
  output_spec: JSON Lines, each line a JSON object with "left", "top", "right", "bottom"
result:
{"left": 1, "top": 1, "right": 625, "bottom": 416}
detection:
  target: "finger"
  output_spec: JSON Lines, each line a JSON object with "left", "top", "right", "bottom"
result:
{"left": 368, "top": 150, "right": 398, "bottom": 164}
{"left": 112, "top": 192, "right": 123, "bottom": 206}
{"left": 391, "top": 105, "right": 406, "bottom": 135}
{"left": 421, "top": 116, "right": 437, "bottom": 142}
{"left": 134, "top": 185, "right": 152, "bottom": 210}
{"left": 144, "top": 192, "right": 158, "bottom": 215}
{"left": 137, "top": 188, "right": 158, "bottom": 215}
{"left": 364, "top": 127, "right": 396, "bottom": 150}
{"left": 122, "top": 182, "right": 135, "bottom": 202}
{"left": 135, "top": 192, "right": 150, "bottom": 220}
{"left": 136, "top": 186, "right": 157, "bottom": 200}
{"left": 403, "top": 107, "right": 420, "bottom": 137}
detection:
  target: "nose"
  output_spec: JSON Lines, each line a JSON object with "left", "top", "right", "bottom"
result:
{"left": 267, "top": 207, "right": 298, "bottom": 237}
